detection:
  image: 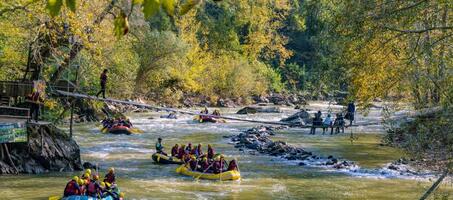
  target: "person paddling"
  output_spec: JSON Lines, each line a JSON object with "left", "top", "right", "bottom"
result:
{"left": 227, "top": 159, "right": 239, "bottom": 171}
{"left": 191, "top": 143, "right": 203, "bottom": 157}
{"left": 207, "top": 144, "right": 215, "bottom": 160}
{"left": 63, "top": 176, "right": 81, "bottom": 197}
{"left": 185, "top": 143, "right": 193, "bottom": 153}
{"left": 171, "top": 144, "right": 179, "bottom": 157}
{"left": 86, "top": 174, "right": 102, "bottom": 198}
{"left": 96, "top": 69, "right": 108, "bottom": 98}
{"left": 104, "top": 167, "right": 116, "bottom": 184}
{"left": 178, "top": 144, "right": 186, "bottom": 159}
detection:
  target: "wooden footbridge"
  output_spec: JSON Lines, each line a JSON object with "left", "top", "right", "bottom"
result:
{"left": 53, "top": 90, "right": 377, "bottom": 129}
{"left": 54, "top": 90, "right": 296, "bottom": 126}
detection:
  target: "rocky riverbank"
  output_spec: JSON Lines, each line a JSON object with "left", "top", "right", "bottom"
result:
{"left": 0, "top": 123, "right": 82, "bottom": 174}
{"left": 228, "top": 126, "right": 356, "bottom": 169}
{"left": 229, "top": 126, "right": 435, "bottom": 179}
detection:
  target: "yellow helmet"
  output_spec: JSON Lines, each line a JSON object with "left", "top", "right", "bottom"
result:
{"left": 77, "top": 179, "right": 84, "bottom": 185}
{"left": 83, "top": 173, "right": 90, "bottom": 178}
{"left": 108, "top": 167, "right": 115, "bottom": 173}
{"left": 215, "top": 156, "right": 220, "bottom": 161}
{"left": 191, "top": 155, "right": 196, "bottom": 159}
{"left": 119, "top": 192, "right": 125, "bottom": 198}
{"left": 100, "top": 182, "right": 106, "bottom": 188}
{"left": 202, "top": 157, "right": 207, "bottom": 161}
{"left": 85, "top": 169, "right": 92, "bottom": 175}
{"left": 72, "top": 176, "right": 79, "bottom": 181}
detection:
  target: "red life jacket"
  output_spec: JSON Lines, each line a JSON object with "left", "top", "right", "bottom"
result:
{"left": 171, "top": 146, "right": 179, "bottom": 157}
{"left": 86, "top": 181, "right": 99, "bottom": 196}
{"left": 227, "top": 160, "right": 238, "bottom": 171}
{"left": 207, "top": 148, "right": 215, "bottom": 159}
{"left": 64, "top": 180, "right": 80, "bottom": 196}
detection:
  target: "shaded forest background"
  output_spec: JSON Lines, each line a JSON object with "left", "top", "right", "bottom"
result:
{"left": 0, "top": 0, "right": 452, "bottom": 170}
{"left": 0, "top": 0, "right": 451, "bottom": 109}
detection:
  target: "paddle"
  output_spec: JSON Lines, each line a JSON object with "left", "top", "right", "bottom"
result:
{"left": 130, "top": 127, "right": 144, "bottom": 134}
{"left": 48, "top": 195, "right": 61, "bottom": 200}
{"left": 194, "top": 161, "right": 215, "bottom": 181}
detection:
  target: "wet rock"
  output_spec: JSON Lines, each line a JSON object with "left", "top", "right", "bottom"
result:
{"left": 237, "top": 106, "right": 281, "bottom": 114}
{"left": 230, "top": 125, "right": 353, "bottom": 171}
{"left": 83, "top": 162, "right": 96, "bottom": 170}
{"left": 280, "top": 110, "right": 311, "bottom": 124}
{"left": 217, "top": 98, "right": 236, "bottom": 108}
{"left": 298, "top": 162, "right": 306, "bottom": 166}
{"left": 388, "top": 164, "right": 399, "bottom": 171}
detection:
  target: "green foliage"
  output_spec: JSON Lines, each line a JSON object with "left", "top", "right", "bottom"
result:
{"left": 142, "top": 0, "right": 161, "bottom": 19}
{"left": 113, "top": 12, "right": 128, "bottom": 39}
{"left": 179, "top": 0, "right": 199, "bottom": 16}
{"left": 46, "top": 0, "right": 63, "bottom": 17}
{"left": 161, "top": 0, "right": 175, "bottom": 16}
{"left": 46, "top": 0, "right": 76, "bottom": 16}
{"left": 65, "top": 0, "right": 76, "bottom": 12}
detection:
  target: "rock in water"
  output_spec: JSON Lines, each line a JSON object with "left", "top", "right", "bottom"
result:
{"left": 0, "top": 123, "right": 82, "bottom": 174}
{"left": 83, "top": 162, "right": 96, "bottom": 170}
{"left": 236, "top": 106, "right": 281, "bottom": 114}
{"left": 280, "top": 110, "right": 311, "bottom": 124}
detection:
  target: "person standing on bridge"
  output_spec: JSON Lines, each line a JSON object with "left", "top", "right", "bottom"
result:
{"left": 96, "top": 69, "right": 108, "bottom": 98}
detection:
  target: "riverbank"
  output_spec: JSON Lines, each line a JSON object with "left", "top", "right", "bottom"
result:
{"left": 0, "top": 123, "right": 82, "bottom": 174}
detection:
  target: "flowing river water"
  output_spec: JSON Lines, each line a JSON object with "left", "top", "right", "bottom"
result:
{"left": 1, "top": 102, "right": 452, "bottom": 199}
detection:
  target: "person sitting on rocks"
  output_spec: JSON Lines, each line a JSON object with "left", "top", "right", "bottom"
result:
{"left": 171, "top": 144, "right": 179, "bottom": 157}
{"left": 310, "top": 111, "right": 323, "bottom": 134}
{"left": 207, "top": 144, "right": 215, "bottom": 160}
{"left": 64, "top": 176, "right": 81, "bottom": 197}
{"left": 227, "top": 159, "right": 239, "bottom": 171}
{"left": 155, "top": 138, "right": 167, "bottom": 155}
{"left": 201, "top": 106, "right": 209, "bottom": 114}
{"left": 334, "top": 113, "right": 345, "bottom": 134}
{"left": 322, "top": 114, "right": 333, "bottom": 134}
{"left": 104, "top": 167, "right": 116, "bottom": 184}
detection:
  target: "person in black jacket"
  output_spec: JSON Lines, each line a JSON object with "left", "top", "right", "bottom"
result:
{"left": 346, "top": 101, "right": 356, "bottom": 126}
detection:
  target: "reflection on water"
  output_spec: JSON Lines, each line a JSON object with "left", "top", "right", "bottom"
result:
{"left": 0, "top": 104, "right": 451, "bottom": 199}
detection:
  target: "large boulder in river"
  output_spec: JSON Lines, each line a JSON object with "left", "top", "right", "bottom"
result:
{"left": 0, "top": 123, "right": 82, "bottom": 174}
{"left": 280, "top": 110, "right": 311, "bottom": 124}
{"left": 236, "top": 106, "right": 281, "bottom": 114}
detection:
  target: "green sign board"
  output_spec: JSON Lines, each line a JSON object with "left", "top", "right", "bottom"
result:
{"left": 0, "top": 123, "right": 27, "bottom": 143}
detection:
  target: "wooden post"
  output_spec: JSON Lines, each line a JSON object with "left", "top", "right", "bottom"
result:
{"left": 69, "top": 102, "right": 74, "bottom": 138}
{"left": 69, "top": 65, "right": 79, "bottom": 139}
{"left": 419, "top": 170, "right": 448, "bottom": 200}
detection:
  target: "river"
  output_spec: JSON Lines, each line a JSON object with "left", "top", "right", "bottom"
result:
{"left": 0, "top": 102, "right": 451, "bottom": 199}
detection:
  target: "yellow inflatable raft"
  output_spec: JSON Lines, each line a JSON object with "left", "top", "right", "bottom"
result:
{"left": 152, "top": 153, "right": 184, "bottom": 164}
{"left": 175, "top": 164, "right": 241, "bottom": 181}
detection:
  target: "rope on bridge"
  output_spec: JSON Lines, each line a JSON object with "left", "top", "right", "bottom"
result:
{"left": 53, "top": 90, "right": 296, "bottom": 126}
